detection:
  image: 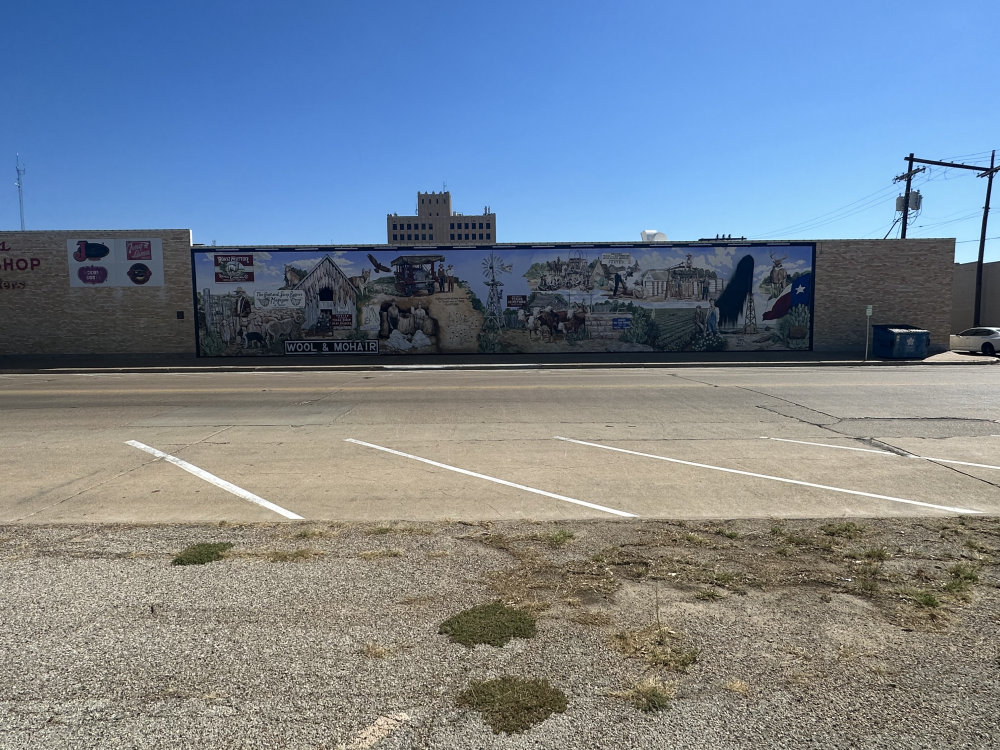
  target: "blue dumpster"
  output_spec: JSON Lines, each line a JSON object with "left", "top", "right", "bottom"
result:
{"left": 872, "top": 325, "right": 930, "bottom": 359}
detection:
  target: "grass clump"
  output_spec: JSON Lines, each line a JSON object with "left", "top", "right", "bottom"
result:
{"left": 359, "top": 642, "right": 389, "bottom": 659}
{"left": 724, "top": 679, "right": 751, "bottom": 695}
{"left": 458, "top": 677, "right": 567, "bottom": 734}
{"left": 267, "top": 548, "right": 314, "bottom": 563}
{"left": 171, "top": 542, "right": 233, "bottom": 566}
{"left": 681, "top": 533, "right": 711, "bottom": 547}
{"left": 863, "top": 546, "right": 889, "bottom": 561}
{"left": 948, "top": 563, "right": 979, "bottom": 584}
{"left": 614, "top": 678, "right": 675, "bottom": 712}
{"left": 614, "top": 626, "right": 700, "bottom": 672}
{"left": 294, "top": 526, "right": 340, "bottom": 539}
{"left": 439, "top": 602, "right": 537, "bottom": 648}
{"left": 944, "top": 563, "right": 980, "bottom": 595}
{"left": 531, "top": 529, "right": 575, "bottom": 548}
{"left": 367, "top": 524, "right": 431, "bottom": 536}
{"left": 903, "top": 588, "right": 940, "bottom": 608}
{"left": 821, "top": 521, "right": 865, "bottom": 539}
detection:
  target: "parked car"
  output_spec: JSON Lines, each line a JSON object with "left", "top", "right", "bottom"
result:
{"left": 949, "top": 327, "right": 1000, "bottom": 356}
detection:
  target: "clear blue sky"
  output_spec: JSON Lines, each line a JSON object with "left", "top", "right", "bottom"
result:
{"left": 4, "top": 0, "right": 998, "bottom": 263}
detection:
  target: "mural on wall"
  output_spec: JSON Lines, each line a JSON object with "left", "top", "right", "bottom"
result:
{"left": 191, "top": 243, "right": 815, "bottom": 356}
{"left": 67, "top": 238, "right": 164, "bottom": 288}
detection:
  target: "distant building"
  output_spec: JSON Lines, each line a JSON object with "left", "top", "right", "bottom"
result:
{"left": 387, "top": 191, "right": 496, "bottom": 245}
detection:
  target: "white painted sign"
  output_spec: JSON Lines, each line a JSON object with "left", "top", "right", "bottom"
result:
{"left": 600, "top": 252, "right": 634, "bottom": 267}
{"left": 254, "top": 290, "right": 306, "bottom": 309}
{"left": 67, "top": 238, "right": 164, "bottom": 288}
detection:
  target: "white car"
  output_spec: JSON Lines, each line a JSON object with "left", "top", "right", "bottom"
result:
{"left": 950, "top": 327, "right": 1000, "bottom": 356}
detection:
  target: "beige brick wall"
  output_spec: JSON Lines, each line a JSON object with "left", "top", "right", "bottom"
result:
{"left": 952, "top": 260, "right": 999, "bottom": 331}
{"left": 0, "top": 232, "right": 956, "bottom": 357}
{"left": 0, "top": 229, "right": 193, "bottom": 355}
{"left": 812, "top": 238, "right": 954, "bottom": 353}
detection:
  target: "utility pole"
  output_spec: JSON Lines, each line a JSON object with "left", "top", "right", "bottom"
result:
{"left": 974, "top": 150, "right": 996, "bottom": 326}
{"left": 15, "top": 154, "right": 26, "bottom": 231}
{"left": 893, "top": 156, "right": 926, "bottom": 240}
{"left": 895, "top": 151, "right": 999, "bottom": 325}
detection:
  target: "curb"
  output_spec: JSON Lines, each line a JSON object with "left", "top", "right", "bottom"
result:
{"left": 1, "top": 353, "right": 996, "bottom": 375}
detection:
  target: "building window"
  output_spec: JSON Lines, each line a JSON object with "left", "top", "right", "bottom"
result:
{"left": 407, "top": 223, "right": 412, "bottom": 230}
{"left": 465, "top": 233, "right": 470, "bottom": 240}
{"left": 421, "top": 234, "right": 426, "bottom": 240}
{"left": 392, "top": 234, "right": 397, "bottom": 241}
{"left": 450, "top": 233, "right": 455, "bottom": 240}
{"left": 449, "top": 222, "right": 454, "bottom": 229}
{"left": 407, "top": 234, "right": 412, "bottom": 240}
{"left": 486, "top": 233, "right": 491, "bottom": 239}
{"left": 430, "top": 234, "right": 434, "bottom": 240}
{"left": 479, "top": 222, "right": 484, "bottom": 229}
{"left": 392, "top": 223, "right": 397, "bottom": 230}
{"left": 486, "top": 223, "right": 491, "bottom": 229}
{"left": 479, "top": 233, "right": 484, "bottom": 240}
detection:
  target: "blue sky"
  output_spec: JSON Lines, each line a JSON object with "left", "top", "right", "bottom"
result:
{"left": 4, "top": 0, "right": 997, "bottom": 263}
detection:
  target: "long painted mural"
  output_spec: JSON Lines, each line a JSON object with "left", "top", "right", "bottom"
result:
{"left": 192, "top": 243, "right": 815, "bottom": 356}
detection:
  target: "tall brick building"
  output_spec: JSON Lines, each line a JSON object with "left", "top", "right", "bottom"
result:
{"left": 386, "top": 191, "right": 496, "bottom": 245}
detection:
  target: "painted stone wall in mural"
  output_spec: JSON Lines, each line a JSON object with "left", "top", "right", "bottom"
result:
{"left": 192, "top": 243, "right": 814, "bottom": 356}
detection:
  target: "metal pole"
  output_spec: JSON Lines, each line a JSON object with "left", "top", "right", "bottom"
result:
{"left": 973, "top": 150, "right": 995, "bottom": 327}
{"left": 900, "top": 153, "right": 914, "bottom": 239}
{"left": 15, "top": 155, "right": 26, "bottom": 231}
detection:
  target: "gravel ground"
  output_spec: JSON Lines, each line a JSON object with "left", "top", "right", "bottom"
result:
{"left": 1, "top": 517, "right": 998, "bottom": 749}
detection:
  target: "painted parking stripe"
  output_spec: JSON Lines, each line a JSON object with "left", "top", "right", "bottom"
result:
{"left": 344, "top": 438, "right": 637, "bottom": 518}
{"left": 762, "top": 436, "right": 1000, "bottom": 472}
{"left": 554, "top": 436, "right": 982, "bottom": 515}
{"left": 126, "top": 440, "right": 304, "bottom": 520}
{"left": 761, "top": 436, "right": 896, "bottom": 455}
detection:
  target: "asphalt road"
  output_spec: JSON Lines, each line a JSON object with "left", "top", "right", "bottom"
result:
{"left": 3, "top": 364, "right": 998, "bottom": 523}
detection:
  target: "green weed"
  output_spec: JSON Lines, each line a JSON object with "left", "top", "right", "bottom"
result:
{"left": 439, "top": 602, "right": 537, "bottom": 648}
{"left": 171, "top": 542, "right": 233, "bottom": 566}
{"left": 458, "top": 677, "right": 567, "bottom": 734}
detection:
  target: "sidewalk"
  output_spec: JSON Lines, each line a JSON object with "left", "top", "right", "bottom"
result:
{"left": 1, "top": 349, "right": 996, "bottom": 373}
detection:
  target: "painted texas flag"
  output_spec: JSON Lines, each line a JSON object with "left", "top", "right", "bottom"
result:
{"left": 762, "top": 272, "right": 813, "bottom": 321}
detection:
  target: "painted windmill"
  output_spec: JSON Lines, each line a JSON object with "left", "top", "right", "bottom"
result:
{"left": 479, "top": 251, "right": 512, "bottom": 352}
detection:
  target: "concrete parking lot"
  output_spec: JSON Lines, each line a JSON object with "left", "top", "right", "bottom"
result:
{"left": 2, "top": 359, "right": 997, "bottom": 524}
{"left": 2, "top": 357, "right": 999, "bottom": 750}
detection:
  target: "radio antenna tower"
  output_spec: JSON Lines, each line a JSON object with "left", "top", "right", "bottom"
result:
{"left": 14, "top": 154, "right": 26, "bottom": 230}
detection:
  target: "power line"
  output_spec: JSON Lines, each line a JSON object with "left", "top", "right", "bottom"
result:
{"left": 956, "top": 235, "right": 1000, "bottom": 244}
{"left": 748, "top": 182, "right": 899, "bottom": 238}
{"left": 913, "top": 211, "right": 984, "bottom": 230}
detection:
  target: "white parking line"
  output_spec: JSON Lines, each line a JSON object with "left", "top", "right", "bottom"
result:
{"left": 555, "top": 436, "right": 981, "bottom": 515}
{"left": 762, "top": 436, "right": 1000, "bottom": 472}
{"left": 761, "top": 437, "right": 896, "bottom": 455}
{"left": 344, "top": 438, "right": 637, "bottom": 518}
{"left": 126, "top": 440, "right": 304, "bottom": 520}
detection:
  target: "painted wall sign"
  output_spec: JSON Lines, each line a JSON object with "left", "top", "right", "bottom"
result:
{"left": 67, "top": 239, "right": 163, "bottom": 287}
{"left": 192, "top": 243, "right": 815, "bottom": 357}
{"left": 254, "top": 290, "right": 306, "bottom": 309}
{"left": 1, "top": 240, "right": 41, "bottom": 285}
{"left": 284, "top": 340, "right": 379, "bottom": 355}
{"left": 214, "top": 254, "right": 254, "bottom": 283}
